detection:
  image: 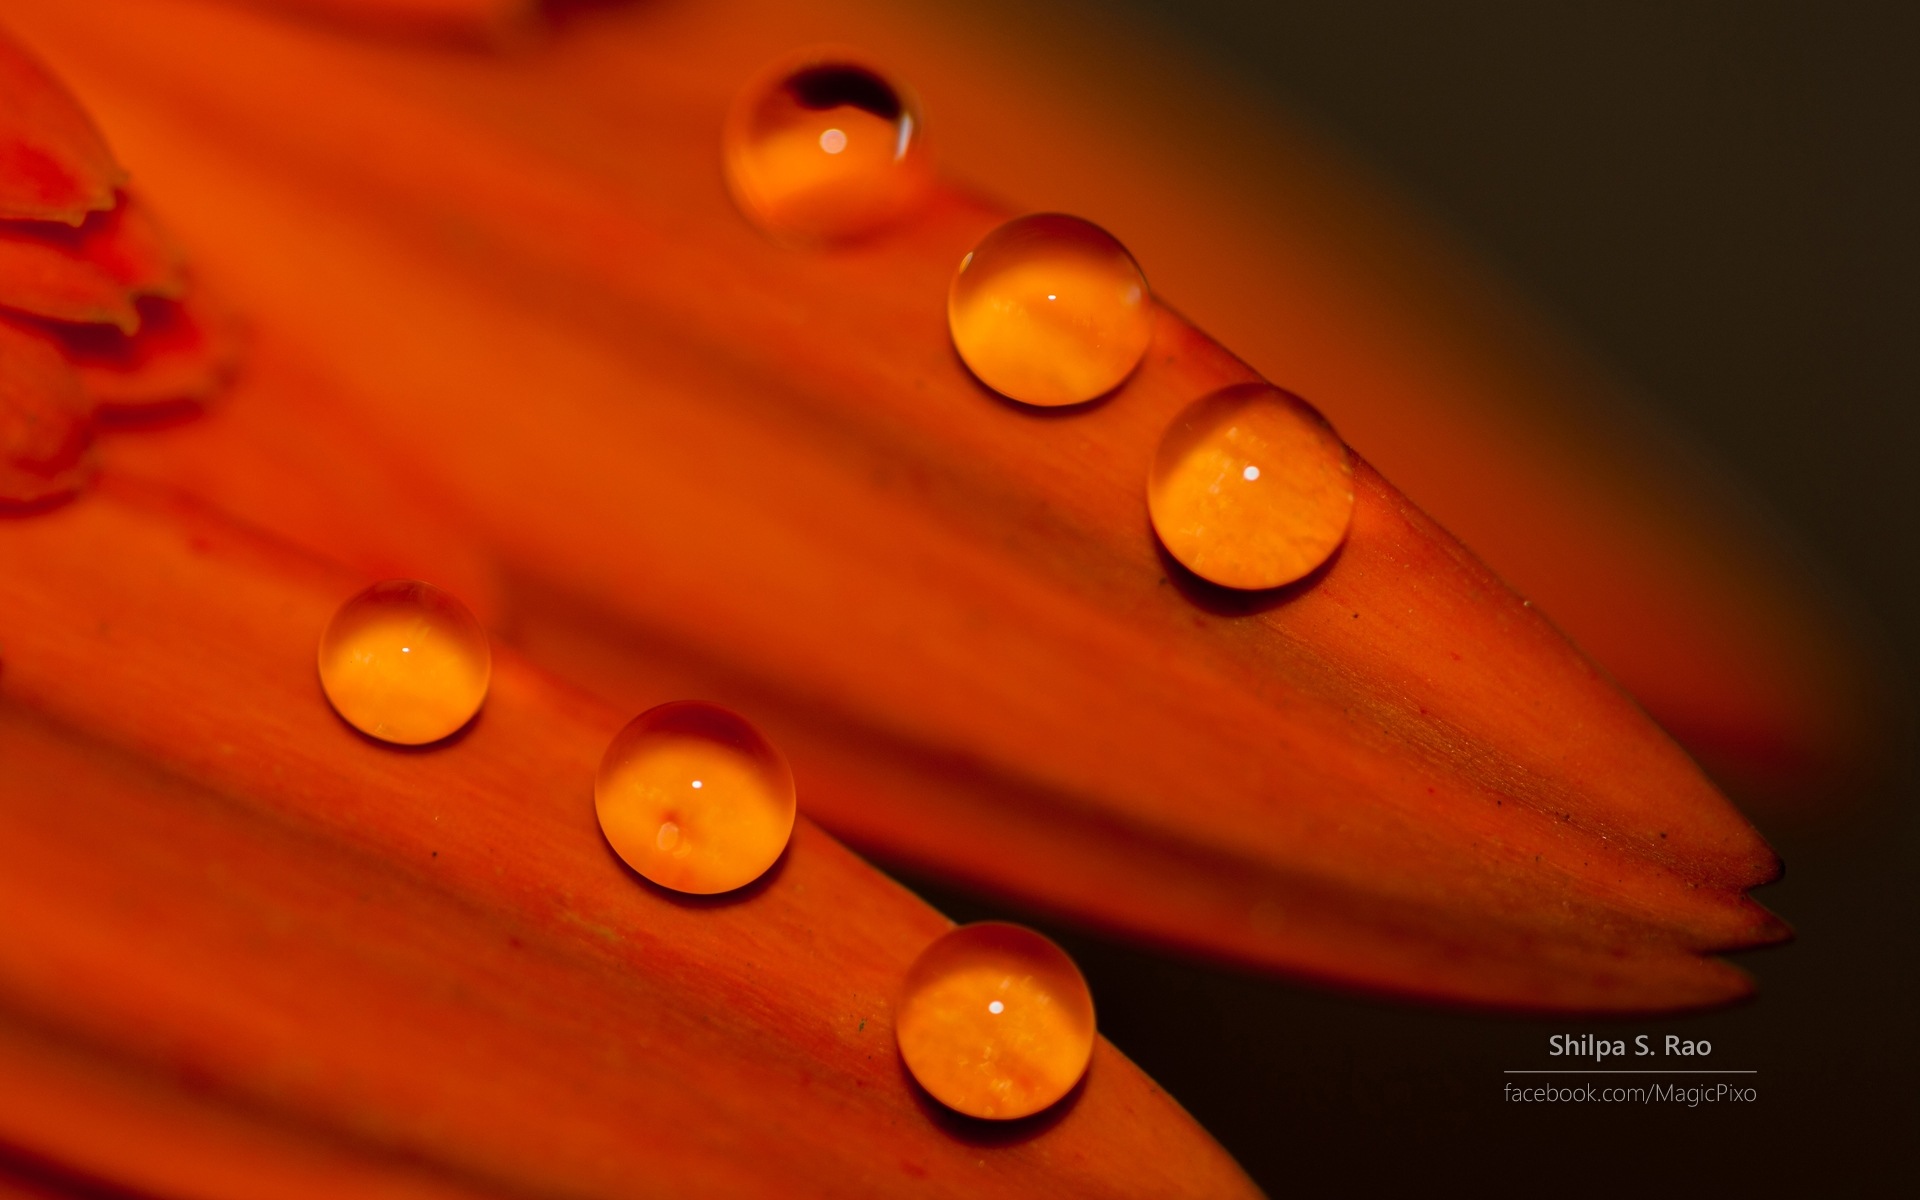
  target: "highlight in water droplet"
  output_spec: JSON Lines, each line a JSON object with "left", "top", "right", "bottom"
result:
{"left": 317, "top": 580, "right": 490, "bottom": 746}
{"left": 724, "top": 50, "right": 932, "bottom": 243}
{"left": 947, "top": 213, "right": 1153, "bottom": 408}
{"left": 594, "top": 701, "right": 796, "bottom": 895}
{"left": 896, "top": 922, "right": 1095, "bottom": 1120}
{"left": 1148, "top": 382, "right": 1355, "bottom": 590}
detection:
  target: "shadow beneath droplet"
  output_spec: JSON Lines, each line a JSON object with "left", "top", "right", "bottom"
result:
{"left": 897, "top": 1051, "right": 1089, "bottom": 1146}
{"left": 600, "top": 830, "right": 795, "bottom": 909}
{"left": 326, "top": 688, "right": 485, "bottom": 753}
{"left": 1150, "top": 524, "right": 1347, "bottom": 617}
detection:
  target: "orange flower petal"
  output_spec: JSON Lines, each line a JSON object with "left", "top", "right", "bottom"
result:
{"left": 46, "top": 286, "right": 240, "bottom": 422}
{"left": 0, "top": 484, "right": 1258, "bottom": 1198}
{"left": 876, "top": 6, "right": 1884, "bottom": 809}
{"left": 0, "top": 23, "right": 121, "bottom": 225}
{"left": 99, "top": 331, "right": 503, "bottom": 623}
{"left": 0, "top": 191, "right": 185, "bottom": 332}
{"left": 0, "top": 321, "right": 93, "bottom": 509}
{"left": 5, "top": 0, "right": 1787, "bottom": 1011}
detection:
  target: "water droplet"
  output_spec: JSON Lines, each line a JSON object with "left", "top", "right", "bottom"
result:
{"left": 1148, "top": 382, "right": 1354, "bottom": 590}
{"left": 724, "top": 51, "right": 932, "bottom": 243}
{"left": 317, "top": 580, "right": 490, "bottom": 745}
{"left": 948, "top": 213, "right": 1153, "bottom": 407}
{"left": 895, "top": 922, "right": 1094, "bottom": 1119}
{"left": 594, "top": 701, "right": 796, "bottom": 895}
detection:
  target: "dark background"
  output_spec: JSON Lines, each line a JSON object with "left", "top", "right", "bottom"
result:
{"left": 897, "top": 2, "right": 1918, "bottom": 1193}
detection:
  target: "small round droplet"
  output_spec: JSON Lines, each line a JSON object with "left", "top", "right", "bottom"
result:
{"left": 724, "top": 51, "right": 931, "bottom": 243}
{"left": 318, "top": 580, "right": 490, "bottom": 745}
{"left": 595, "top": 701, "right": 796, "bottom": 895}
{"left": 1148, "top": 382, "right": 1355, "bottom": 590}
{"left": 948, "top": 213, "right": 1152, "bottom": 407}
{"left": 896, "top": 922, "right": 1095, "bottom": 1120}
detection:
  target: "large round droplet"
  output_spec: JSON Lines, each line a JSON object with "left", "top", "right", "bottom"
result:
{"left": 724, "top": 51, "right": 932, "bottom": 243}
{"left": 595, "top": 701, "right": 796, "bottom": 895}
{"left": 1148, "top": 382, "right": 1355, "bottom": 590}
{"left": 896, "top": 922, "right": 1095, "bottom": 1120}
{"left": 318, "top": 579, "right": 491, "bottom": 745}
{"left": 948, "top": 213, "right": 1152, "bottom": 407}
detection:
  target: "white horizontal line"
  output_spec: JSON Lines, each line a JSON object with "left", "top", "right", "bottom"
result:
{"left": 1503, "top": 1070, "right": 1757, "bottom": 1075}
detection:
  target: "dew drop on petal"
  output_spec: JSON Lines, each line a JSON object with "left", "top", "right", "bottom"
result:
{"left": 317, "top": 580, "right": 490, "bottom": 745}
{"left": 595, "top": 701, "right": 796, "bottom": 894}
{"left": 896, "top": 922, "right": 1095, "bottom": 1120}
{"left": 724, "top": 51, "right": 932, "bottom": 243}
{"left": 948, "top": 213, "right": 1153, "bottom": 407}
{"left": 1148, "top": 382, "right": 1355, "bottom": 590}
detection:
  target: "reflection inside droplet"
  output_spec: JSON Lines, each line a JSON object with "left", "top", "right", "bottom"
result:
{"left": 317, "top": 579, "right": 490, "bottom": 746}
{"left": 724, "top": 52, "right": 932, "bottom": 242}
{"left": 595, "top": 701, "right": 796, "bottom": 894}
{"left": 948, "top": 213, "right": 1153, "bottom": 407}
{"left": 895, "top": 922, "right": 1095, "bottom": 1120}
{"left": 1148, "top": 382, "right": 1355, "bottom": 590}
